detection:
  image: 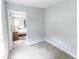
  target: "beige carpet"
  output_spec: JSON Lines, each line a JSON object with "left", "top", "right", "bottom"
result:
{"left": 8, "top": 40, "right": 75, "bottom": 59}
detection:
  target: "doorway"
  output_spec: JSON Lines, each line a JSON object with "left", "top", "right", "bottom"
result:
{"left": 8, "top": 10, "right": 28, "bottom": 50}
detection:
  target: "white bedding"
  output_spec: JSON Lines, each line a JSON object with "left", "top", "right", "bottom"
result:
{"left": 18, "top": 29, "right": 26, "bottom": 34}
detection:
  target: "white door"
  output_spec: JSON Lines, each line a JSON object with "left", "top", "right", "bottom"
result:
{"left": 7, "top": 10, "right": 13, "bottom": 50}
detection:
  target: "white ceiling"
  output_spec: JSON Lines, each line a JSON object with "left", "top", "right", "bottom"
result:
{"left": 5, "top": 0, "right": 61, "bottom": 8}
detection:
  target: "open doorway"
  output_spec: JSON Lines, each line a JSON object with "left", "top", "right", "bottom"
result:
{"left": 8, "top": 10, "right": 28, "bottom": 50}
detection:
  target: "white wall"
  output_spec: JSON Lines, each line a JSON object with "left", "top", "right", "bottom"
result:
{"left": 1, "top": 0, "right": 9, "bottom": 59}
{"left": 45, "top": 0, "right": 77, "bottom": 58}
{"left": 0, "top": 0, "right": 5, "bottom": 59}
{"left": 6, "top": 2, "right": 45, "bottom": 45}
{"left": 5, "top": 0, "right": 77, "bottom": 58}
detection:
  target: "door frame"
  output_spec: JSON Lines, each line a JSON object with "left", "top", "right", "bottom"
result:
{"left": 7, "top": 9, "right": 13, "bottom": 51}
{"left": 7, "top": 9, "right": 29, "bottom": 50}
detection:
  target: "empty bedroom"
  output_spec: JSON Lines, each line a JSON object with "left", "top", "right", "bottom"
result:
{"left": 1, "top": 0, "right": 77, "bottom": 59}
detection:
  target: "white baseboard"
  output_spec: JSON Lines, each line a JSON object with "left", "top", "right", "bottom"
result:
{"left": 27, "top": 39, "right": 44, "bottom": 45}
{"left": 26, "top": 37, "right": 77, "bottom": 58}
{"left": 45, "top": 38, "right": 77, "bottom": 59}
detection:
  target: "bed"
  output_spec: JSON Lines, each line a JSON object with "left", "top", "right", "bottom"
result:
{"left": 17, "top": 28, "right": 26, "bottom": 37}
